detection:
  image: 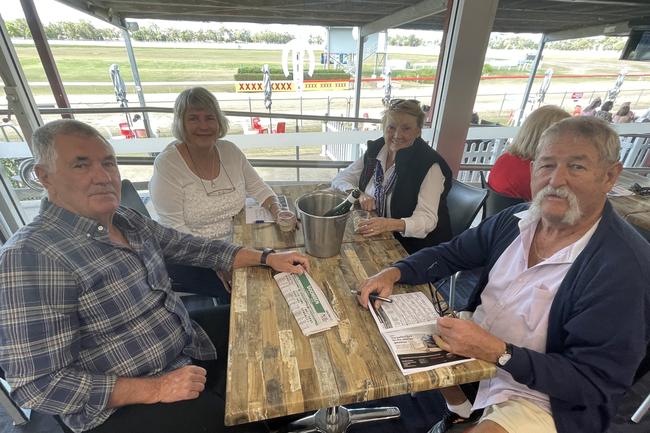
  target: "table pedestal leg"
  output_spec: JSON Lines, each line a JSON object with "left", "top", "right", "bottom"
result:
{"left": 286, "top": 405, "right": 400, "bottom": 433}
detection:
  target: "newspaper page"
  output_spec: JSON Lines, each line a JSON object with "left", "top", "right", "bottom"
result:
{"left": 369, "top": 292, "right": 471, "bottom": 375}
{"left": 245, "top": 195, "right": 289, "bottom": 223}
{"left": 245, "top": 197, "right": 274, "bottom": 223}
{"left": 274, "top": 272, "right": 339, "bottom": 336}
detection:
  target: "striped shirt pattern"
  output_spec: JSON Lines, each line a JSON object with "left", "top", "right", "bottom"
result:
{"left": 0, "top": 200, "right": 241, "bottom": 432}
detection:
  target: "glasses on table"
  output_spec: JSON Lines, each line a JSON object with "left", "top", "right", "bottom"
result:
{"left": 630, "top": 183, "right": 650, "bottom": 197}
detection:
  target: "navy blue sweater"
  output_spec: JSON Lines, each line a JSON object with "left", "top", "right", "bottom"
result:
{"left": 394, "top": 202, "right": 650, "bottom": 433}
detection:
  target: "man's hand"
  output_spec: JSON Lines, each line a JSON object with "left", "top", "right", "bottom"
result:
{"left": 357, "top": 267, "right": 401, "bottom": 309}
{"left": 156, "top": 365, "right": 207, "bottom": 403}
{"left": 359, "top": 193, "right": 376, "bottom": 211}
{"left": 266, "top": 251, "right": 310, "bottom": 274}
{"left": 433, "top": 317, "right": 506, "bottom": 363}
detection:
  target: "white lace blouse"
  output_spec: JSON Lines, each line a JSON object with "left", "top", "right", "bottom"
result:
{"left": 149, "top": 140, "right": 275, "bottom": 241}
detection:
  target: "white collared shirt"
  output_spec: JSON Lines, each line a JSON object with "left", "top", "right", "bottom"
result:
{"left": 331, "top": 145, "right": 445, "bottom": 239}
{"left": 472, "top": 210, "right": 600, "bottom": 413}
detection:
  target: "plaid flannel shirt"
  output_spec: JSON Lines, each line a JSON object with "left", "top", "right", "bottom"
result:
{"left": 0, "top": 200, "right": 241, "bottom": 432}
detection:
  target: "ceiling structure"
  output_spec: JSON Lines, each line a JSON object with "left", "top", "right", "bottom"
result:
{"left": 55, "top": 0, "right": 650, "bottom": 40}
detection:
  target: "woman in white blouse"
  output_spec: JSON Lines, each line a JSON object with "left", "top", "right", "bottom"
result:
{"left": 150, "top": 87, "right": 280, "bottom": 241}
{"left": 150, "top": 87, "right": 280, "bottom": 302}
{"left": 332, "top": 99, "right": 453, "bottom": 253}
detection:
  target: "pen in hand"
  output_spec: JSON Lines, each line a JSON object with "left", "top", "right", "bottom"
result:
{"left": 350, "top": 289, "right": 393, "bottom": 303}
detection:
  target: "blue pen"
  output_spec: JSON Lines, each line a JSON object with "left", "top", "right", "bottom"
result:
{"left": 254, "top": 220, "right": 265, "bottom": 224}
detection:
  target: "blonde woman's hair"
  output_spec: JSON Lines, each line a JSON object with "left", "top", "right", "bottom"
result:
{"left": 382, "top": 99, "right": 425, "bottom": 129}
{"left": 172, "top": 87, "right": 229, "bottom": 143}
{"left": 508, "top": 105, "right": 570, "bottom": 160}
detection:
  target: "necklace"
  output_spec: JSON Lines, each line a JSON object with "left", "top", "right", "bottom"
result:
{"left": 532, "top": 236, "right": 551, "bottom": 261}
{"left": 185, "top": 142, "right": 218, "bottom": 189}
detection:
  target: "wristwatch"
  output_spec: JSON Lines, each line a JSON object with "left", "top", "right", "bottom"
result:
{"left": 260, "top": 247, "right": 276, "bottom": 266}
{"left": 497, "top": 343, "right": 513, "bottom": 367}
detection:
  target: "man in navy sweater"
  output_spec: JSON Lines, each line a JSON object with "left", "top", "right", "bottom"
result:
{"left": 358, "top": 116, "right": 649, "bottom": 433}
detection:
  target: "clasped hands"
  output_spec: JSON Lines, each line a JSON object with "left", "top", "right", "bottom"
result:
{"left": 356, "top": 268, "right": 505, "bottom": 363}
{"left": 355, "top": 193, "right": 403, "bottom": 237}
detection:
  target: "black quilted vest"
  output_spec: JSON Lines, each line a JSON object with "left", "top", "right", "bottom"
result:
{"left": 358, "top": 137, "right": 452, "bottom": 253}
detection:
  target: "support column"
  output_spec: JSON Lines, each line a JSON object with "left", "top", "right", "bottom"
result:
{"left": 20, "top": 0, "right": 72, "bottom": 118}
{"left": 122, "top": 26, "right": 153, "bottom": 137}
{"left": 0, "top": 14, "right": 40, "bottom": 231}
{"left": 353, "top": 29, "right": 365, "bottom": 123}
{"left": 429, "top": 0, "right": 498, "bottom": 177}
{"left": 516, "top": 34, "right": 546, "bottom": 126}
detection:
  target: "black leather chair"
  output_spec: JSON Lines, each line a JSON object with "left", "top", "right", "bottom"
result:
{"left": 484, "top": 187, "right": 525, "bottom": 218}
{"left": 120, "top": 179, "right": 151, "bottom": 217}
{"left": 119, "top": 179, "right": 224, "bottom": 308}
{"left": 480, "top": 171, "right": 526, "bottom": 218}
{"left": 446, "top": 179, "right": 488, "bottom": 238}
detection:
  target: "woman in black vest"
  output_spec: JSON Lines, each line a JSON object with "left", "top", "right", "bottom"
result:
{"left": 331, "top": 99, "right": 453, "bottom": 253}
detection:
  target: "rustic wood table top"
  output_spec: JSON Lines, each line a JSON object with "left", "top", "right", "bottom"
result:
{"left": 234, "top": 183, "right": 391, "bottom": 249}
{"left": 224, "top": 238, "right": 496, "bottom": 426}
{"left": 609, "top": 171, "right": 650, "bottom": 233}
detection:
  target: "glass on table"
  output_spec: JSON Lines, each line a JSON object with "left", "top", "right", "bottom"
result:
{"left": 277, "top": 209, "right": 297, "bottom": 232}
{"left": 352, "top": 209, "right": 371, "bottom": 233}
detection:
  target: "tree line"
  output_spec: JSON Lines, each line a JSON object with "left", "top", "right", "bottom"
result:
{"left": 5, "top": 18, "right": 626, "bottom": 51}
{"left": 4, "top": 19, "right": 324, "bottom": 44}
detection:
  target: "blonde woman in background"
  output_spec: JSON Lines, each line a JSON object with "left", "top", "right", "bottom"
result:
{"left": 487, "top": 105, "right": 570, "bottom": 200}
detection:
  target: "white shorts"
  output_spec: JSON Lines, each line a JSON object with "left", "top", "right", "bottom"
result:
{"left": 479, "top": 398, "right": 557, "bottom": 433}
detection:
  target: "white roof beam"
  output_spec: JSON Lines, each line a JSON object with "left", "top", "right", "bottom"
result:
{"left": 360, "top": 0, "right": 446, "bottom": 37}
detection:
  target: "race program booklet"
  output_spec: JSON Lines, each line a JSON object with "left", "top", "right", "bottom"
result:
{"left": 274, "top": 272, "right": 339, "bottom": 336}
{"left": 369, "top": 291, "right": 471, "bottom": 375}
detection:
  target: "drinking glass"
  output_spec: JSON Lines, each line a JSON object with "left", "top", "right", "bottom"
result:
{"left": 277, "top": 209, "right": 297, "bottom": 232}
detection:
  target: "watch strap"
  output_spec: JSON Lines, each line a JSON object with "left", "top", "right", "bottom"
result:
{"left": 260, "top": 247, "right": 275, "bottom": 265}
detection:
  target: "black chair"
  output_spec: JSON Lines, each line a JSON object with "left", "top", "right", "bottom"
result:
{"left": 436, "top": 180, "right": 487, "bottom": 312}
{"left": 484, "top": 187, "right": 525, "bottom": 218}
{"left": 120, "top": 179, "right": 224, "bottom": 308}
{"left": 120, "top": 179, "right": 151, "bottom": 217}
{"left": 446, "top": 179, "right": 488, "bottom": 238}
{"left": 479, "top": 171, "right": 526, "bottom": 218}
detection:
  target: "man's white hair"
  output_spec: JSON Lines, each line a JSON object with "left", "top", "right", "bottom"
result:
{"left": 31, "top": 119, "right": 110, "bottom": 170}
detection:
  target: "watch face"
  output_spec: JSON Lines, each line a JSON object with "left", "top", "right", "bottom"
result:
{"left": 498, "top": 353, "right": 512, "bottom": 366}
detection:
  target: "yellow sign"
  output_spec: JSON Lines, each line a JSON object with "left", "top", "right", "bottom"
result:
{"left": 235, "top": 80, "right": 350, "bottom": 93}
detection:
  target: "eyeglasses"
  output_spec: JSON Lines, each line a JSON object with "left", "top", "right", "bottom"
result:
{"left": 630, "top": 183, "right": 650, "bottom": 197}
{"left": 428, "top": 282, "right": 457, "bottom": 318}
{"left": 201, "top": 162, "right": 236, "bottom": 197}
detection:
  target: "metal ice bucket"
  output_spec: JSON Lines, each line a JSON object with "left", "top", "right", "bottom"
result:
{"left": 295, "top": 190, "right": 350, "bottom": 257}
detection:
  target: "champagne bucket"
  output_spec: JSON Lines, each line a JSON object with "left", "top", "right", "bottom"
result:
{"left": 295, "top": 190, "right": 350, "bottom": 257}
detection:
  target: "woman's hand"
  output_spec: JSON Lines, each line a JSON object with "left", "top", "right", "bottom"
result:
{"left": 358, "top": 193, "right": 376, "bottom": 211}
{"left": 356, "top": 217, "right": 405, "bottom": 237}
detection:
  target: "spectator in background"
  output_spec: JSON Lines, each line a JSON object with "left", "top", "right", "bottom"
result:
{"left": 595, "top": 100, "right": 614, "bottom": 122}
{"left": 572, "top": 105, "right": 582, "bottom": 117}
{"left": 471, "top": 112, "right": 480, "bottom": 125}
{"left": 635, "top": 108, "right": 650, "bottom": 123}
{"left": 487, "top": 105, "right": 570, "bottom": 201}
{"left": 613, "top": 102, "right": 635, "bottom": 123}
{"left": 580, "top": 97, "right": 601, "bottom": 116}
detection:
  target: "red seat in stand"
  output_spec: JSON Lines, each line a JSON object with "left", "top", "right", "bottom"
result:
{"left": 119, "top": 122, "right": 135, "bottom": 139}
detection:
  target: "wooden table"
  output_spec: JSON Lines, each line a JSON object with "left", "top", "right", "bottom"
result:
{"left": 610, "top": 170, "right": 650, "bottom": 233}
{"left": 234, "top": 184, "right": 391, "bottom": 250}
{"left": 224, "top": 238, "right": 495, "bottom": 426}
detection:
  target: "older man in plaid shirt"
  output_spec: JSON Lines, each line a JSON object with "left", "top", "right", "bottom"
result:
{"left": 0, "top": 119, "right": 309, "bottom": 433}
